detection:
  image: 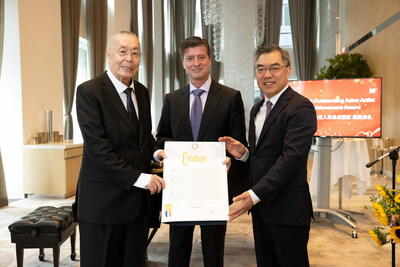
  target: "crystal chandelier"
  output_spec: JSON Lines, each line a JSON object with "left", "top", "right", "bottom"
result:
{"left": 202, "top": 0, "right": 266, "bottom": 62}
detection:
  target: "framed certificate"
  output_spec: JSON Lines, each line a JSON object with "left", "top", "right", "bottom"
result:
{"left": 161, "top": 141, "right": 229, "bottom": 224}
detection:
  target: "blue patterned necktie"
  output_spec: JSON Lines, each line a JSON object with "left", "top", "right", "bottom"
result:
{"left": 191, "top": 89, "right": 206, "bottom": 141}
{"left": 124, "top": 88, "right": 139, "bottom": 129}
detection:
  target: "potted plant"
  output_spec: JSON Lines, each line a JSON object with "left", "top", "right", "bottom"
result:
{"left": 316, "top": 53, "right": 373, "bottom": 79}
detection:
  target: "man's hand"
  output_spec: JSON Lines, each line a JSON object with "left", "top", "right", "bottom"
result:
{"left": 145, "top": 174, "right": 165, "bottom": 195}
{"left": 218, "top": 136, "right": 246, "bottom": 159}
{"left": 156, "top": 150, "right": 167, "bottom": 166}
{"left": 228, "top": 191, "right": 254, "bottom": 222}
{"left": 222, "top": 156, "right": 231, "bottom": 172}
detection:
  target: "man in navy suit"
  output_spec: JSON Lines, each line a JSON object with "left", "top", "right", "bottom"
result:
{"left": 157, "top": 36, "right": 247, "bottom": 267}
{"left": 75, "top": 31, "right": 166, "bottom": 266}
{"left": 220, "top": 44, "right": 317, "bottom": 267}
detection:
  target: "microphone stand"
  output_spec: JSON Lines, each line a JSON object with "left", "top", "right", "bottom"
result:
{"left": 366, "top": 145, "right": 399, "bottom": 267}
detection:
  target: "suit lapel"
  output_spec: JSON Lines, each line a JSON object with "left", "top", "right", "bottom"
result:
{"left": 249, "top": 99, "right": 264, "bottom": 152}
{"left": 134, "top": 81, "right": 146, "bottom": 142}
{"left": 256, "top": 88, "right": 293, "bottom": 150}
{"left": 101, "top": 74, "right": 140, "bottom": 139}
{"left": 197, "top": 80, "right": 220, "bottom": 141}
{"left": 178, "top": 86, "right": 192, "bottom": 138}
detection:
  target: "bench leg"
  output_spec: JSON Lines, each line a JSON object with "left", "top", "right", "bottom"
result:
{"left": 53, "top": 246, "right": 60, "bottom": 267}
{"left": 70, "top": 228, "right": 76, "bottom": 260}
{"left": 16, "top": 244, "right": 24, "bottom": 267}
{"left": 39, "top": 248, "right": 45, "bottom": 261}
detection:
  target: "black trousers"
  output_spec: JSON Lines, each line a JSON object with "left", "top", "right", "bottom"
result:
{"left": 79, "top": 206, "right": 149, "bottom": 267}
{"left": 252, "top": 211, "right": 310, "bottom": 267}
{"left": 168, "top": 224, "right": 227, "bottom": 267}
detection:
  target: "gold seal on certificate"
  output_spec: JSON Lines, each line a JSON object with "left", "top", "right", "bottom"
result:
{"left": 162, "top": 141, "right": 229, "bottom": 224}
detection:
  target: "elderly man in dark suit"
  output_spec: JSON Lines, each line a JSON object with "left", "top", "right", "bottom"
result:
{"left": 219, "top": 44, "right": 317, "bottom": 267}
{"left": 75, "top": 31, "right": 165, "bottom": 267}
{"left": 156, "top": 36, "right": 247, "bottom": 267}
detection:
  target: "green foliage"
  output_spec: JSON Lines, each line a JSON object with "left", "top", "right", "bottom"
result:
{"left": 316, "top": 53, "right": 373, "bottom": 79}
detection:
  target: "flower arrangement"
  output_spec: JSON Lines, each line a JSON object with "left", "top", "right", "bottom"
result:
{"left": 366, "top": 178, "right": 400, "bottom": 246}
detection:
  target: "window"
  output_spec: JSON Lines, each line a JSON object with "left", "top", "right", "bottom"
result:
{"left": 279, "top": 0, "right": 297, "bottom": 80}
{"left": 254, "top": 0, "right": 297, "bottom": 103}
{"left": 194, "top": 0, "right": 202, "bottom": 37}
{"left": 162, "top": 0, "right": 203, "bottom": 95}
{"left": 70, "top": 37, "right": 90, "bottom": 144}
{"left": 279, "top": 1, "right": 292, "bottom": 46}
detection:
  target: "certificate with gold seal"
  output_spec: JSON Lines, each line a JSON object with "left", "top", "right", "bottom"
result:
{"left": 161, "top": 141, "right": 229, "bottom": 224}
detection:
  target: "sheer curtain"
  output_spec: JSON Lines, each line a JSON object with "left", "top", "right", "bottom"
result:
{"left": 163, "top": 0, "right": 196, "bottom": 92}
{"left": 130, "top": 0, "right": 139, "bottom": 82}
{"left": 173, "top": 0, "right": 194, "bottom": 88}
{"left": 263, "top": 0, "right": 283, "bottom": 46}
{"left": 131, "top": 0, "right": 158, "bottom": 98}
{"left": 86, "top": 0, "right": 108, "bottom": 79}
{"left": 61, "top": 0, "right": 81, "bottom": 140}
{"left": 0, "top": 0, "right": 7, "bottom": 207}
{"left": 131, "top": 0, "right": 138, "bottom": 35}
{"left": 288, "top": 0, "right": 317, "bottom": 80}
{"left": 140, "top": 0, "right": 153, "bottom": 98}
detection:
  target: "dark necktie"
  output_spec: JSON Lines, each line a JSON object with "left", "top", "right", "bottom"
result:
{"left": 255, "top": 99, "right": 272, "bottom": 145}
{"left": 265, "top": 100, "right": 272, "bottom": 118}
{"left": 124, "top": 88, "right": 139, "bottom": 129}
{"left": 191, "top": 89, "right": 206, "bottom": 141}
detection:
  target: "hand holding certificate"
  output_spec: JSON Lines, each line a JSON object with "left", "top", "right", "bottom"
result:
{"left": 161, "top": 141, "right": 229, "bottom": 224}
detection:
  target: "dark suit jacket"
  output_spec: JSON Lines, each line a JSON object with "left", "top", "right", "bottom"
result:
{"left": 249, "top": 86, "right": 317, "bottom": 226}
{"left": 156, "top": 79, "right": 248, "bottom": 200}
{"left": 75, "top": 72, "right": 158, "bottom": 225}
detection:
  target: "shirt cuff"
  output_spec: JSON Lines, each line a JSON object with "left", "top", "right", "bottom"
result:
{"left": 153, "top": 149, "right": 163, "bottom": 162}
{"left": 133, "top": 173, "right": 151, "bottom": 189}
{"left": 236, "top": 148, "right": 249, "bottom": 162}
{"left": 248, "top": 189, "right": 261, "bottom": 205}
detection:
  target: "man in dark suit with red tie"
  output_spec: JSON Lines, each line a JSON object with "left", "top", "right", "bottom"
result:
{"left": 220, "top": 44, "right": 317, "bottom": 267}
{"left": 156, "top": 36, "right": 247, "bottom": 267}
{"left": 75, "top": 31, "right": 165, "bottom": 266}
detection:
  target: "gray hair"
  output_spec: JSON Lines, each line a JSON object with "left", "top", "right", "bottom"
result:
{"left": 255, "top": 44, "right": 291, "bottom": 66}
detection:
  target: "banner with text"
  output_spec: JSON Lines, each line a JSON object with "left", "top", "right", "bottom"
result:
{"left": 289, "top": 78, "right": 382, "bottom": 137}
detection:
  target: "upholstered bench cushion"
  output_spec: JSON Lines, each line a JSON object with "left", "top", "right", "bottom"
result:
{"left": 8, "top": 205, "right": 78, "bottom": 267}
{"left": 9, "top": 206, "right": 75, "bottom": 244}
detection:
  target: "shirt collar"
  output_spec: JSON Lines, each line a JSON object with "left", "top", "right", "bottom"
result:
{"left": 189, "top": 75, "right": 211, "bottom": 93}
{"left": 106, "top": 70, "right": 135, "bottom": 94}
{"left": 264, "top": 85, "right": 289, "bottom": 106}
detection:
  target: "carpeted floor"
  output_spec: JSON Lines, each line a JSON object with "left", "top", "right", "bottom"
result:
{"left": 0, "top": 174, "right": 398, "bottom": 266}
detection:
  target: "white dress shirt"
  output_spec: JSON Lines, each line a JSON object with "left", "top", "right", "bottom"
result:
{"left": 240, "top": 85, "right": 289, "bottom": 204}
{"left": 107, "top": 70, "right": 139, "bottom": 118}
{"left": 107, "top": 70, "right": 160, "bottom": 189}
{"left": 189, "top": 75, "right": 211, "bottom": 116}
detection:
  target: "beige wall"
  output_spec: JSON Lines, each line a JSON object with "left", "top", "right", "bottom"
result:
{"left": 18, "top": 0, "right": 132, "bottom": 144}
{"left": 4, "top": 0, "right": 131, "bottom": 198}
{"left": 18, "top": 0, "right": 64, "bottom": 144}
{"left": 343, "top": 0, "right": 400, "bottom": 146}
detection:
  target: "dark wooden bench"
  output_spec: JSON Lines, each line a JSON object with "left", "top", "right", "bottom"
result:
{"left": 8, "top": 206, "right": 78, "bottom": 267}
